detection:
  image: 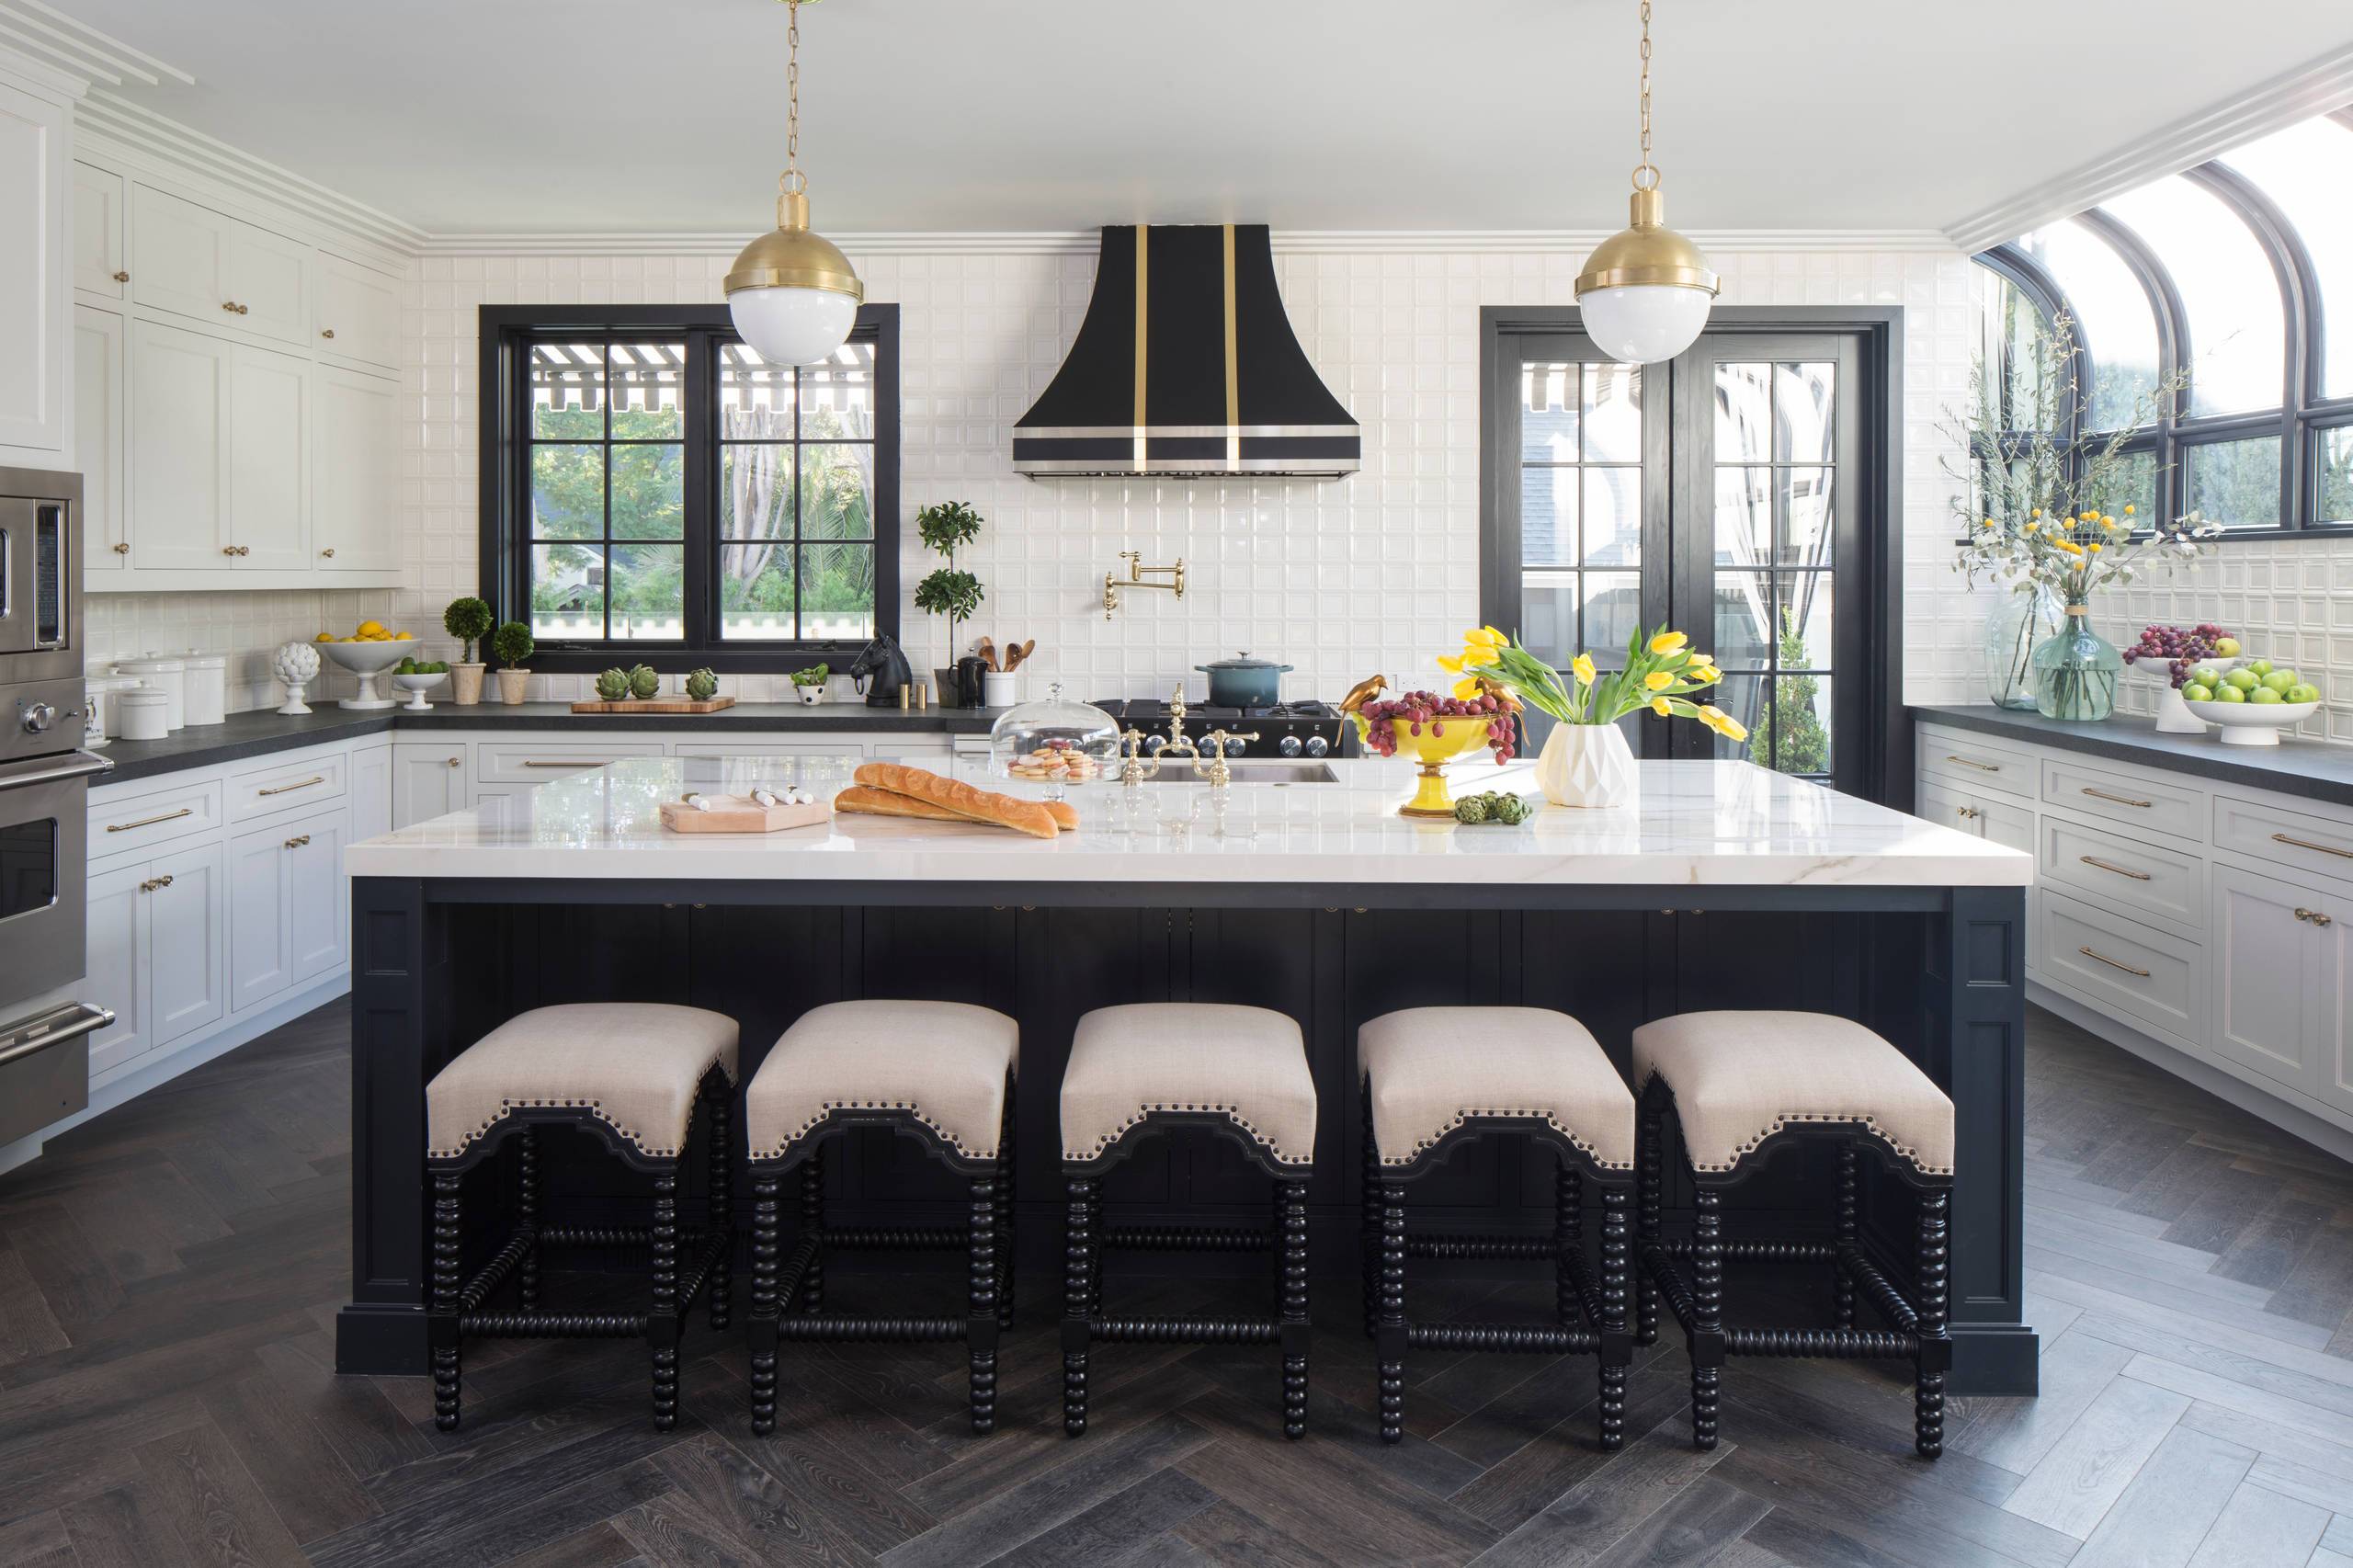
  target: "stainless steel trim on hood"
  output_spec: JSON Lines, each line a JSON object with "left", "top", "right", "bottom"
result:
{"left": 1016, "top": 458, "right": 1363, "bottom": 475}
{"left": 1016, "top": 424, "right": 1359, "bottom": 440}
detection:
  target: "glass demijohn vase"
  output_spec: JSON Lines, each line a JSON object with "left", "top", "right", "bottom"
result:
{"left": 2030, "top": 607, "right": 2121, "bottom": 722}
{"left": 1983, "top": 583, "right": 2066, "bottom": 710}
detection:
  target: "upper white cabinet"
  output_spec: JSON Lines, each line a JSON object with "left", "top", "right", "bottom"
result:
{"left": 71, "top": 161, "right": 124, "bottom": 299}
{"left": 131, "top": 184, "right": 311, "bottom": 347}
{"left": 74, "top": 304, "right": 125, "bottom": 569}
{"left": 226, "top": 340, "right": 311, "bottom": 569}
{"left": 314, "top": 252, "right": 399, "bottom": 369}
{"left": 130, "top": 320, "right": 311, "bottom": 572}
{"left": 0, "top": 77, "right": 67, "bottom": 459}
{"left": 228, "top": 222, "right": 311, "bottom": 347}
{"left": 313, "top": 366, "right": 397, "bottom": 572}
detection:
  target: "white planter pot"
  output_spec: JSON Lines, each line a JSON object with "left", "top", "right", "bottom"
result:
{"left": 496, "top": 669, "right": 530, "bottom": 705}
{"left": 1535, "top": 722, "right": 1637, "bottom": 808}
{"left": 449, "top": 664, "right": 485, "bottom": 706}
{"left": 2154, "top": 684, "right": 2208, "bottom": 734}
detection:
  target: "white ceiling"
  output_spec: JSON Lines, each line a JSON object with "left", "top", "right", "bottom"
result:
{"left": 40, "top": 0, "right": 2353, "bottom": 237}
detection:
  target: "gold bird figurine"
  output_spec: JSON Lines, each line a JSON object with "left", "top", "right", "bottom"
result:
{"left": 1337, "top": 673, "right": 1387, "bottom": 714}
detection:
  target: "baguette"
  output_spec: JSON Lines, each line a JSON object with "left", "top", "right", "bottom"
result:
{"left": 836, "top": 785, "right": 1080, "bottom": 833}
{"left": 848, "top": 763, "right": 1061, "bottom": 839}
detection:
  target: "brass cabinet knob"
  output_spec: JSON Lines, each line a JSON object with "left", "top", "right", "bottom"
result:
{"left": 222, "top": 301, "right": 237, "bottom": 312}
{"left": 112, "top": 541, "right": 129, "bottom": 554}
{"left": 237, "top": 303, "right": 249, "bottom": 314}
{"left": 447, "top": 757, "right": 460, "bottom": 768}
{"left": 2296, "top": 907, "right": 2335, "bottom": 927}
{"left": 321, "top": 328, "right": 335, "bottom": 339}
{"left": 112, "top": 269, "right": 129, "bottom": 282}
{"left": 1955, "top": 805, "right": 1979, "bottom": 820}
{"left": 321, "top": 547, "right": 335, "bottom": 558}
{"left": 222, "top": 545, "right": 237, "bottom": 555}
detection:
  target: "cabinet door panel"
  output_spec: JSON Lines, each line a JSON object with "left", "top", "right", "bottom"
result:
{"left": 131, "top": 184, "right": 232, "bottom": 323}
{"left": 84, "top": 859, "right": 151, "bottom": 1078}
{"left": 228, "top": 221, "right": 309, "bottom": 347}
{"left": 74, "top": 305, "right": 126, "bottom": 570}
{"left": 225, "top": 344, "right": 309, "bottom": 569}
{"left": 130, "top": 320, "right": 231, "bottom": 569}
{"left": 148, "top": 840, "right": 224, "bottom": 1047}
{"left": 349, "top": 742, "right": 392, "bottom": 842}
{"left": 314, "top": 252, "right": 399, "bottom": 368}
{"left": 73, "top": 162, "right": 123, "bottom": 299}
{"left": 289, "top": 812, "right": 348, "bottom": 983}
{"left": 392, "top": 744, "right": 467, "bottom": 828}
{"left": 228, "top": 821, "right": 293, "bottom": 1013}
{"left": 0, "top": 81, "right": 65, "bottom": 452}
{"left": 2210, "top": 863, "right": 2325, "bottom": 1096}
{"left": 313, "top": 367, "right": 397, "bottom": 571}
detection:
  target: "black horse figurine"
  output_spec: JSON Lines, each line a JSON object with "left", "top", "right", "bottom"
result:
{"left": 847, "top": 633, "right": 915, "bottom": 709}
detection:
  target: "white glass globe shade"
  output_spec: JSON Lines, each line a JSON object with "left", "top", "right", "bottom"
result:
{"left": 728, "top": 284, "right": 858, "bottom": 367}
{"left": 1578, "top": 283, "right": 1714, "bottom": 365}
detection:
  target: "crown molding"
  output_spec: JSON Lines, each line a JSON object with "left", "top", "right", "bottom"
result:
{"left": 1945, "top": 43, "right": 2353, "bottom": 252}
{"left": 0, "top": 0, "right": 190, "bottom": 89}
{"left": 0, "top": 36, "right": 85, "bottom": 100}
{"left": 416, "top": 227, "right": 1961, "bottom": 259}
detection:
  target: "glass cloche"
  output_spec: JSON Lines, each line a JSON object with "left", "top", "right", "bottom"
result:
{"left": 988, "top": 683, "right": 1120, "bottom": 798}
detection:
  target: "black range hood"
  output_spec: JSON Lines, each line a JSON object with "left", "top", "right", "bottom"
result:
{"left": 1013, "top": 224, "right": 1358, "bottom": 478}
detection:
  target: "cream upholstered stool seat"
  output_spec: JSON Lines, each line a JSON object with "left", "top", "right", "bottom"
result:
{"left": 742, "top": 1000, "right": 1018, "bottom": 1436}
{"left": 1358, "top": 1007, "right": 1637, "bottom": 1449}
{"left": 1060, "top": 1003, "right": 1316, "bottom": 1439}
{"left": 425, "top": 1004, "right": 739, "bottom": 1432}
{"left": 1631, "top": 1010, "right": 1955, "bottom": 1460}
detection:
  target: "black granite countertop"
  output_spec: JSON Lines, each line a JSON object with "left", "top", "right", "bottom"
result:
{"left": 94, "top": 702, "right": 1006, "bottom": 786}
{"left": 1911, "top": 704, "right": 2353, "bottom": 812}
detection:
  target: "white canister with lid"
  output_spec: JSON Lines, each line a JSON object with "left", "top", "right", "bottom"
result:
{"left": 83, "top": 674, "right": 139, "bottom": 747}
{"left": 116, "top": 655, "right": 186, "bottom": 731}
{"left": 182, "top": 652, "right": 228, "bottom": 726}
{"left": 115, "top": 686, "right": 169, "bottom": 742}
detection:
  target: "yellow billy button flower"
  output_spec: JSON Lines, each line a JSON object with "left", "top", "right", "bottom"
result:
{"left": 1643, "top": 670, "right": 1675, "bottom": 691}
{"left": 2024, "top": 522, "right": 2040, "bottom": 533}
{"left": 1651, "top": 696, "right": 1673, "bottom": 717}
{"left": 2031, "top": 507, "right": 2042, "bottom": 518}
{"left": 1981, "top": 517, "right": 1997, "bottom": 528}
{"left": 1571, "top": 653, "right": 1597, "bottom": 687}
{"left": 2124, "top": 504, "right": 2136, "bottom": 516}
{"left": 2087, "top": 541, "right": 2102, "bottom": 552}
{"left": 1648, "top": 631, "right": 1689, "bottom": 655}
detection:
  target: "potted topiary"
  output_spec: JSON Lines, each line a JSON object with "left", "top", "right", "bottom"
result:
{"left": 443, "top": 597, "right": 494, "bottom": 705}
{"left": 913, "top": 501, "right": 984, "bottom": 706}
{"left": 491, "top": 620, "right": 534, "bottom": 705}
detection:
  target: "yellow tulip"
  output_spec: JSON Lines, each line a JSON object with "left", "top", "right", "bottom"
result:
{"left": 1452, "top": 676, "right": 1483, "bottom": 701}
{"left": 1437, "top": 653, "right": 1465, "bottom": 674}
{"left": 1482, "top": 625, "right": 1508, "bottom": 645}
{"left": 1651, "top": 697, "right": 1672, "bottom": 717}
{"left": 1693, "top": 665, "right": 1722, "bottom": 685}
{"left": 1643, "top": 670, "right": 1674, "bottom": 691}
{"left": 1648, "top": 631, "right": 1688, "bottom": 655}
{"left": 1463, "top": 627, "right": 1504, "bottom": 651}
{"left": 1699, "top": 706, "right": 1749, "bottom": 743}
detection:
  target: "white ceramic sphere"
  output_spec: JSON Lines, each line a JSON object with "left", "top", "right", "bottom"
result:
{"left": 729, "top": 285, "right": 858, "bottom": 366}
{"left": 273, "top": 641, "right": 321, "bottom": 684}
{"left": 1577, "top": 284, "right": 1714, "bottom": 365}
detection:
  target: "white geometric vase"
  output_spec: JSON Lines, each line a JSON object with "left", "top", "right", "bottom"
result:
{"left": 1534, "top": 722, "right": 1637, "bottom": 808}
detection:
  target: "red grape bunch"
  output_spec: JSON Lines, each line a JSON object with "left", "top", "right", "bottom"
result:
{"left": 1356, "top": 689, "right": 1519, "bottom": 764}
{"left": 2121, "top": 623, "right": 2231, "bottom": 690}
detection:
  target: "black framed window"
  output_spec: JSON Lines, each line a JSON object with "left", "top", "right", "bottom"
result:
{"left": 481, "top": 304, "right": 899, "bottom": 672}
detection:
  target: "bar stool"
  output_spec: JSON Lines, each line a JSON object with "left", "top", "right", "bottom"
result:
{"left": 742, "top": 1000, "right": 1018, "bottom": 1436}
{"left": 424, "top": 1003, "right": 738, "bottom": 1432}
{"left": 1632, "top": 1010, "right": 1955, "bottom": 1459}
{"left": 1060, "top": 1003, "right": 1316, "bottom": 1439}
{"left": 1358, "top": 1006, "right": 1636, "bottom": 1448}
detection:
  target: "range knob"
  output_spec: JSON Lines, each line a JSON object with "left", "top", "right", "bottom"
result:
{"left": 21, "top": 701, "right": 55, "bottom": 734}
{"left": 1304, "top": 733, "right": 1331, "bottom": 757}
{"left": 1224, "top": 736, "right": 1247, "bottom": 757}
{"left": 1278, "top": 735, "right": 1303, "bottom": 757}
{"left": 1143, "top": 733, "right": 1168, "bottom": 755}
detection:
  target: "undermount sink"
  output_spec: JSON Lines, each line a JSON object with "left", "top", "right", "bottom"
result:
{"left": 1127, "top": 761, "right": 1339, "bottom": 784}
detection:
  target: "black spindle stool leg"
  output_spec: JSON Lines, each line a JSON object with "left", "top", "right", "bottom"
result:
{"left": 1636, "top": 1098, "right": 1662, "bottom": 1346}
{"left": 1597, "top": 1187, "right": 1631, "bottom": 1452}
{"left": 1690, "top": 1185, "right": 1722, "bottom": 1451}
{"left": 1063, "top": 1174, "right": 1095, "bottom": 1436}
{"left": 969, "top": 1170, "right": 999, "bottom": 1434}
{"left": 1086, "top": 1183, "right": 1106, "bottom": 1318}
{"left": 1833, "top": 1141, "right": 1858, "bottom": 1329}
{"left": 1375, "top": 1176, "right": 1406, "bottom": 1444}
{"left": 708, "top": 1090, "right": 732, "bottom": 1330}
{"left": 1278, "top": 1177, "right": 1310, "bottom": 1440}
{"left": 748, "top": 1173, "right": 779, "bottom": 1436}
{"left": 1915, "top": 1187, "right": 1950, "bottom": 1459}
{"left": 516, "top": 1130, "right": 540, "bottom": 1311}
{"left": 650, "top": 1169, "right": 679, "bottom": 1431}
{"left": 430, "top": 1169, "right": 462, "bottom": 1431}
{"left": 994, "top": 1093, "right": 1016, "bottom": 1328}
{"left": 800, "top": 1150, "right": 824, "bottom": 1314}
{"left": 1555, "top": 1159, "right": 1583, "bottom": 1327}
{"left": 1361, "top": 1090, "right": 1381, "bottom": 1337}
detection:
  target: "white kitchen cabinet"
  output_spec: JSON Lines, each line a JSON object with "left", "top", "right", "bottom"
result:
{"left": 72, "top": 161, "right": 124, "bottom": 300}
{"left": 82, "top": 859, "right": 150, "bottom": 1078}
{"left": 313, "top": 251, "right": 400, "bottom": 369}
{"left": 131, "top": 184, "right": 310, "bottom": 345}
{"left": 392, "top": 744, "right": 468, "bottom": 828}
{"left": 226, "top": 341, "right": 311, "bottom": 568}
{"left": 74, "top": 304, "right": 126, "bottom": 571}
{"left": 230, "top": 806, "right": 346, "bottom": 1014}
{"left": 146, "top": 840, "right": 227, "bottom": 1052}
{"left": 228, "top": 222, "right": 311, "bottom": 347}
{"left": 129, "top": 318, "right": 230, "bottom": 569}
{"left": 349, "top": 740, "right": 392, "bottom": 842}
{"left": 0, "top": 77, "right": 67, "bottom": 457}
{"left": 2211, "top": 862, "right": 2335, "bottom": 1101}
{"left": 312, "top": 366, "right": 398, "bottom": 572}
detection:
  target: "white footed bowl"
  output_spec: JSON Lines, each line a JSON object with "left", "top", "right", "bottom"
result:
{"left": 318, "top": 640, "right": 412, "bottom": 675}
{"left": 2182, "top": 698, "right": 2318, "bottom": 746}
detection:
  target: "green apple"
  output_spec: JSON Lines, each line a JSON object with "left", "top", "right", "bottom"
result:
{"left": 2224, "top": 668, "right": 2261, "bottom": 691}
{"left": 2248, "top": 659, "right": 2275, "bottom": 676}
{"left": 2213, "top": 637, "right": 2242, "bottom": 657}
{"left": 2216, "top": 684, "right": 2247, "bottom": 703}
{"left": 2248, "top": 686, "right": 2284, "bottom": 705}
{"left": 2182, "top": 683, "right": 2214, "bottom": 702}
{"left": 2287, "top": 683, "right": 2321, "bottom": 704}
{"left": 2261, "top": 670, "right": 2298, "bottom": 693}
{"left": 2191, "top": 664, "right": 2224, "bottom": 687}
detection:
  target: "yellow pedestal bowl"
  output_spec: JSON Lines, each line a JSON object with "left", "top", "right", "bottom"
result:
{"left": 1363, "top": 715, "right": 1497, "bottom": 818}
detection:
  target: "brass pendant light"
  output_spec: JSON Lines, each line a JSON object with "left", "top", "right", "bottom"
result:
{"left": 725, "top": 0, "right": 864, "bottom": 365}
{"left": 1574, "top": 0, "right": 1719, "bottom": 364}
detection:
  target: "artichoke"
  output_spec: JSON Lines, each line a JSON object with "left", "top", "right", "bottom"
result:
{"left": 594, "top": 667, "right": 630, "bottom": 701}
{"left": 1495, "top": 795, "right": 1531, "bottom": 826}
{"left": 1453, "top": 795, "right": 1491, "bottom": 825}
{"left": 628, "top": 665, "right": 660, "bottom": 699}
{"left": 685, "top": 667, "right": 718, "bottom": 701}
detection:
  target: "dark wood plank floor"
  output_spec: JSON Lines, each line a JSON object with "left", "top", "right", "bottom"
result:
{"left": 6, "top": 1002, "right": 2353, "bottom": 1567}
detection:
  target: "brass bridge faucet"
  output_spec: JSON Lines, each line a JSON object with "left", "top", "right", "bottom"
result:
{"left": 1118, "top": 689, "right": 1256, "bottom": 794}
{"left": 1102, "top": 553, "right": 1187, "bottom": 619}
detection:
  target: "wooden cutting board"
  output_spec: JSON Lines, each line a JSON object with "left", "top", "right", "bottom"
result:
{"left": 656, "top": 795, "right": 831, "bottom": 834}
{"left": 570, "top": 696, "right": 737, "bottom": 714}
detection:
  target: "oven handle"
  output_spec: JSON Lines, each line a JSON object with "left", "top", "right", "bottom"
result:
{"left": 0, "top": 1002, "right": 115, "bottom": 1070}
{"left": 0, "top": 751, "right": 114, "bottom": 790}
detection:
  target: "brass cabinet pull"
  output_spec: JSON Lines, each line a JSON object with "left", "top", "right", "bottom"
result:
{"left": 2081, "top": 786, "right": 2153, "bottom": 808}
{"left": 283, "top": 834, "right": 311, "bottom": 849}
{"left": 256, "top": 774, "right": 326, "bottom": 796}
{"left": 2273, "top": 832, "right": 2353, "bottom": 860}
{"left": 320, "top": 328, "right": 335, "bottom": 339}
{"left": 2078, "top": 855, "right": 2152, "bottom": 881}
{"left": 2077, "top": 945, "right": 2151, "bottom": 978}
{"left": 112, "top": 269, "right": 128, "bottom": 282}
{"left": 2295, "top": 907, "right": 2335, "bottom": 928}
{"left": 1944, "top": 755, "right": 2000, "bottom": 772}
{"left": 108, "top": 806, "right": 192, "bottom": 833}
{"left": 520, "top": 759, "right": 597, "bottom": 768}
{"left": 112, "top": 541, "right": 129, "bottom": 554}
{"left": 1955, "top": 805, "right": 1980, "bottom": 821}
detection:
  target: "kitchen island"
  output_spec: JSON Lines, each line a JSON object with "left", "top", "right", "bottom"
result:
{"left": 335, "top": 755, "right": 2038, "bottom": 1392}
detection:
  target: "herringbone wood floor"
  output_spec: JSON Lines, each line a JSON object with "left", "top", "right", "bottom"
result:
{"left": 5, "top": 1004, "right": 2353, "bottom": 1566}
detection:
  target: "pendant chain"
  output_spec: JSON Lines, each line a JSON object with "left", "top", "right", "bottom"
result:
{"left": 781, "top": 0, "right": 805, "bottom": 196}
{"left": 1634, "top": 0, "right": 1657, "bottom": 191}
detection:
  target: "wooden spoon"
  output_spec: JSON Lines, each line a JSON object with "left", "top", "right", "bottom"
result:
{"left": 977, "top": 636, "right": 998, "bottom": 672}
{"left": 1005, "top": 639, "right": 1035, "bottom": 673}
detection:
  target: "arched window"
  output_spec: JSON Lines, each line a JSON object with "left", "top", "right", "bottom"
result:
{"left": 1973, "top": 108, "right": 2353, "bottom": 536}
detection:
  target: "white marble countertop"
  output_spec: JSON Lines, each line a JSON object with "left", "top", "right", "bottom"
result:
{"left": 344, "top": 755, "right": 2031, "bottom": 888}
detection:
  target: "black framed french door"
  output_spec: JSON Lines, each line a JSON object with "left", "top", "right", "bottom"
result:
{"left": 1482, "top": 308, "right": 1902, "bottom": 801}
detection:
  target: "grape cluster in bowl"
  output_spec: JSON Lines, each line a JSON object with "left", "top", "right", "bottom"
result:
{"left": 2121, "top": 623, "right": 2233, "bottom": 690}
{"left": 1355, "top": 690, "right": 1519, "bottom": 763}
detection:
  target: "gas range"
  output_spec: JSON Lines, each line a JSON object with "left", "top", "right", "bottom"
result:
{"left": 1088, "top": 698, "right": 1354, "bottom": 759}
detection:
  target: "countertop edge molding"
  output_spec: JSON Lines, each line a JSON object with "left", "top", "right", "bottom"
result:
{"left": 1910, "top": 705, "right": 2353, "bottom": 812}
